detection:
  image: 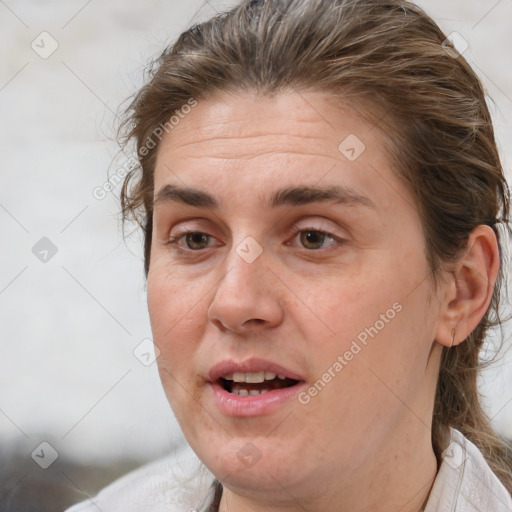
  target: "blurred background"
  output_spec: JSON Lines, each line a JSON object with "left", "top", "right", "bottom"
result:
{"left": 1, "top": 0, "right": 511, "bottom": 510}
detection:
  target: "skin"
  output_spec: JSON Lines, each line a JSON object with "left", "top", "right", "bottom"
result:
{"left": 147, "top": 90, "right": 500, "bottom": 512}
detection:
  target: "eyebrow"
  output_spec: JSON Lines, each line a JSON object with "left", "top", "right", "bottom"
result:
{"left": 154, "top": 183, "right": 376, "bottom": 210}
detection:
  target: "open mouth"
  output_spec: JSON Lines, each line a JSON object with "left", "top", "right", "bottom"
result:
{"left": 218, "top": 371, "right": 299, "bottom": 396}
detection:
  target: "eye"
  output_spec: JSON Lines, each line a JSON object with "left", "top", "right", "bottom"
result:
{"left": 166, "top": 231, "right": 217, "bottom": 251}
{"left": 290, "top": 228, "right": 341, "bottom": 250}
{"left": 165, "top": 227, "right": 343, "bottom": 253}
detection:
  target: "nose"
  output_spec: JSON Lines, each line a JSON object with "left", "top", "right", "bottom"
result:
{"left": 207, "top": 243, "right": 285, "bottom": 334}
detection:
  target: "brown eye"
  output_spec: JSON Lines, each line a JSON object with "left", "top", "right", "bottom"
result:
{"left": 184, "top": 232, "right": 211, "bottom": 250}
{"left": 296, "top": 229, "right": 338, "bottom": 250}
{"left": 300, "top": 230, "right": 326, "bottom": 249}
{"left": 167, "top": 231, "right": 215, "bottom": 251}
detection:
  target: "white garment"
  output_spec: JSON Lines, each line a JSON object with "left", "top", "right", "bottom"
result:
{"left": 424, "top": 428, "right": 512, "bottom": 511}
{"left": 64, "top": 445, "right": 217, "bottom": 512}
{"left": 65, "top": 428, "right": 512, "bottom": 512}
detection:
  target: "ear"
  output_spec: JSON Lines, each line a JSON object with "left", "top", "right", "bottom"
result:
{"left": 435, "top": 225, "right": 500, "bottom": 348}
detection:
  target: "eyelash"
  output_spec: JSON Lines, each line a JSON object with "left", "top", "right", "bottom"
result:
{"left": 164, "top": 227, "right": 343, "bottom": 254}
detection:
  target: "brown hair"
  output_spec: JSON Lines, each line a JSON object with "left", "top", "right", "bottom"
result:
{"left": 118, "top": 0, "right": 512, "bottom": 491}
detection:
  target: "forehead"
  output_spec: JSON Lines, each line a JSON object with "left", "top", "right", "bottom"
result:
{"left": 152, "top": 90, "right": 411, "bottom": 216}
{"left": 155, "top": 90, "right": 387, "bottom": 162}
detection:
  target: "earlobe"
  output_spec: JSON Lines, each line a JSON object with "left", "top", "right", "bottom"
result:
{"left": 436, "top": 313, "right": 462, "bottom": 349}
{"left": 450, "top": 327, "right": 457, "bottom": 348}
{"left": 435, "top": 225, "right": 499, "bottom": 349}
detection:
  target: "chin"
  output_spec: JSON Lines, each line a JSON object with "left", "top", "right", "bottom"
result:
{"left": 191, "top": 435, "right": 313, "bottom": 496}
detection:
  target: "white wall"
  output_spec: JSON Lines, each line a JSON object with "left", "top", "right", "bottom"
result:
{"left": 1, "top": 0, "right": 511, "bottom": 465}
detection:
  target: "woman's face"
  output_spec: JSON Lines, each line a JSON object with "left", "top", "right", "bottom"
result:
{"left": 148, "top": 91, "right": 443, "bottom": 504}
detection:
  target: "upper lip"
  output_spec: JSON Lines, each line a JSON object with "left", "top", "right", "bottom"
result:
{"left": 207, "top": 357, "right": 305, "bottom": 383}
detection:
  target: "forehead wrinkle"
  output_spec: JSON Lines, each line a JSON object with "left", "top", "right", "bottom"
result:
{"left": 159, "top": 131, "right": 341, "bottom": 166}
{"left": 164, "top": 131, "right": 329, "bottom": 153}
{"left": 179, "top": 150, "right": 341, "bottom": 162}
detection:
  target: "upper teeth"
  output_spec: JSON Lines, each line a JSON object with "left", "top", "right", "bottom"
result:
{"left": 222, "top": 371, "right": 287, "bottom": 383}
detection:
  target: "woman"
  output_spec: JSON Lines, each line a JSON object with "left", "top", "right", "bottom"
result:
{"left": 66, "top": 0, "right": 512, "bottom": 510}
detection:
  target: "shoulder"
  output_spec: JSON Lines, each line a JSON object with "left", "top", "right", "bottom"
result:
{"left": 425, "top": 427, "right": 512, "bottom": 512}
{"left": 64, "top": 445, "right": 216, "bottom": 512}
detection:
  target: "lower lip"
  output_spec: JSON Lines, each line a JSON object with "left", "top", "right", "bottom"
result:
{"left": 209, "top": 381, "right": 305, "bottom": 417}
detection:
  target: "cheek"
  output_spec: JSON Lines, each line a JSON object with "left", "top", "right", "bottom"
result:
{"left": 367, "top": 276, "right": 438, "bottom": 393}
{"left": 296, "top": 250, "right": 432, "bottom": 396}
{"left": 148, "top": 271, "right": 210, "bottom": 426}
{"left": 147, "top": 267, "right": 208, "bottom": 386}
{"left": 292, "top": 282, "right": 431, "bottom": 450}
{"left": 294, "top": 265, "right": 400, "bottom": 354}
{"left": 148, "top": 264, "right": 204, "bottom": 335}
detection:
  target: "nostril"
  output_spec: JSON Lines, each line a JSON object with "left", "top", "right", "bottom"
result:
{"left": 244, "top": 318, "right": 265, "bottom": 326}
